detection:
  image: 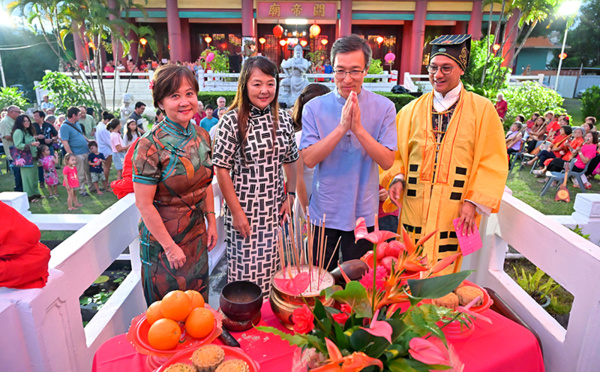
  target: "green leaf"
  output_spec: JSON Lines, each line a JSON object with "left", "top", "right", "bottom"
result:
{"left": 94, "top": 275, "right": 109, "bottom": 284}
{"left": 321, "top": 285, "right": 343, "bottom": 299}
{"left": 330, "top": 281, "right": 373, "bottom": 318}
{"left": 407, "top": 270, "right": 473, "bottom": 303}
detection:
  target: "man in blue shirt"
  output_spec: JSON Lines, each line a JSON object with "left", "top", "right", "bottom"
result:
{"left": 300, "top": 35, "right": 397, "bottom": 270}
{"left": 200, "top": 104, "right": 219, "bottom": 132}
{"left": 60, "top": 106, "right": 92, "bottom": 196}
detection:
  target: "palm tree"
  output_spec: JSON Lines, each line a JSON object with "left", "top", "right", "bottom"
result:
{"left": 9, "top": 0, "right": 152, "bottom": 109}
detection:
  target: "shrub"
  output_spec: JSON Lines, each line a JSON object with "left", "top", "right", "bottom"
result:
{"left": 581, "top": 85, "right": 600, "bottom": 119}
{"left": 365, "top": 59, "right": 383, "bottom": 83}
{"left": 198, "top": 91, "right": 415, "bottom": 114}
{"left": 200, "top": 47, "right": 229, "bottom": 73}
{"left": 36, "top": 71, "right": 100, "bottom": 113}
{"left": 198, "top": 92, "right": 236, "bottom": 109}
{"left": 0, "top": 87, "right": 28, "bottom": 109}
{"left": 375, "top": 92, "right": 416, "bottom": 112}
{"left": 502, "top": 82, "right": 565, "bottom": 129}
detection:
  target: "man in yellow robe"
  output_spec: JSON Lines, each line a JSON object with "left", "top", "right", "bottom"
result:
{"left": 382, "top": 35, "right": 508, "bottom": 273}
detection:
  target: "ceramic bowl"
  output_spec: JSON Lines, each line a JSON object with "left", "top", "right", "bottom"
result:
{"left": 220, "top": 281, "right": 263, "bottom": 322}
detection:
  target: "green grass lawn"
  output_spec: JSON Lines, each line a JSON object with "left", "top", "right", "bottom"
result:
{"left": 563, "top": 98, "right": 584, "bottom": 125}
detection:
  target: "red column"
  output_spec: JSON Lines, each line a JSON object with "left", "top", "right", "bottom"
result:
{"left": 241, "top": 0, "right": 255, "bottom": 37}
{"left": 400, "top": 21, "right": 413, "bottom": 84}
{"left": 166, "top": 0, "right": 182, "bottom": 62}
{"left": 410, "top": 0, "right": 427, "bottom": 74}
{"left": 502, "top": 9, "right": 520, "bottom": 68}
{"left": 453, "top": 21, "right": 468, "bottom": 35}
{"left": 127, "top": 18, "right": 139, "bottom": 63}
{"left": 181, "top": 18, "right": 191, "bottom": 62}
{"left": 339, "top": 0, "right": 352, "bottom": 37}
{"left": 468, "top": 0, "right": 483, "bottom": 40}
{"left": 73, "top": 24, "right": 88, "bottom": 64}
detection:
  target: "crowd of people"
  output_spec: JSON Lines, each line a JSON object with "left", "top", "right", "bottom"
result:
{"left": 4, "top": 33, "right": 596, "bottom": 304}
{"left": 504, "top": 110, "right": 600, "bottom": 189}
{"left": 0, "top": 94, "right": 227, "bottom": 208}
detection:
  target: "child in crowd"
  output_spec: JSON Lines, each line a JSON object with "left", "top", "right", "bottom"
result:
{"left": 123, "top": 118, "right": 141, "bottom": 147}
{"left": 63, "top": 153, "right": 81, "bottom": 210}
{"left": 87, "top": 141, "right": 109, "bottom": 195}
{"left": 199, "top": 104, "right": 219, "bottom": 132}
{"left": 108, "top": 118, "right": 131, "bottom": 180}
{"left": 39, "top": 145, "right": 59, "bottom": 198}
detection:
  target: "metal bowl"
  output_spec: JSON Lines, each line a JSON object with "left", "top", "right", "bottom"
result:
{"left": 220, "top": 281, "right": 263, "bottom": 322}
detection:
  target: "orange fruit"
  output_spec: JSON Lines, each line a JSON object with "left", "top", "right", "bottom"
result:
{"left": 146, "top": 301, "right": 164, "bottom": 325}
{"left": 161, "top": 290, "right": 192, "bottom": 321}
{"left": 185, "top": 307, "right": 215, "bottom": 339}
{"left": 185, "top": 290, "right": 205, "bottom": 309}
{"left": 147, "top": 318, "right": 181, "bottom": 350}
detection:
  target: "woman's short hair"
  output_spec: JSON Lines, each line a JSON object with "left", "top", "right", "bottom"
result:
{"left": 151, "top": 64, "right": 199, "bottom": 109}
{"left": 562, "top": 125, "right": 573, "bottom": 135}
{"left": 330, "top": 34, "right": 372, "bottom": 70}
{"left": 573, "top": 127, "right": 584, "bottom": 136}
{"left": 585, "top": 116, "right": 597, "bottom": 125}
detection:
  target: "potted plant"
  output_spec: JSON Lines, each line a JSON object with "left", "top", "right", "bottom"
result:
{"left": 514, "top": 267, "right": 559, "bottom": 308}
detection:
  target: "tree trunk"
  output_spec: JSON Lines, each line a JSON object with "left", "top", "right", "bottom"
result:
{"left": 480, "top": 2, "right": 496, "bottom": 86}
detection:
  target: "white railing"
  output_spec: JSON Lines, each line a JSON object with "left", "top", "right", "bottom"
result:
{"left": 402, "top": 72, "right": 546, "bottom": 93}
{"left": 463, "top": 192, "right": 600, "bottom": 372}
{"left": 0, "top": 182, "right": 227, "bottom": 372}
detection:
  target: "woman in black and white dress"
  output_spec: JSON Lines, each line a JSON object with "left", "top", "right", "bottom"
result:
{"left": 213, "top": 56, "right": 298, "bottom": 296}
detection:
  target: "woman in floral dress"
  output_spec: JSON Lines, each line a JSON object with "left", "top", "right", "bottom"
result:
{"left": 213, "top": 56, "right": 298, "bottom": 296}
{"left": 132, "top": 65, "right": 217, "bottom": 305}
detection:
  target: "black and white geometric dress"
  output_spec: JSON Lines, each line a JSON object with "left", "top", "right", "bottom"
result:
{"left": 212, "top": 105, "right": 299, "bottom": 296}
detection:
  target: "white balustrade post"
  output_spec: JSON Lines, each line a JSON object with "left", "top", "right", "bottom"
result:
{"left": 0, "top": 192, "right": 30, "bottom": 216}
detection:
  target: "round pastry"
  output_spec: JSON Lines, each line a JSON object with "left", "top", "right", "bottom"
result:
{"left": 191, "top": 345, "right": 226, "bottom": 372}
{"left": 431, "top": 292, "right": 459, "bottom": 310}
{"left": 163, "top": 363, "right": 196, "bottom": 372}
{"left": 455, "top": 286, "right": 484, "bottom": 307}
{"left": 215, "top": 359, "right": 250, "bottom": 372}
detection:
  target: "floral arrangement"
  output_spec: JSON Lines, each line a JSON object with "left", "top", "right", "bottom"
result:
{"left": 259, "top": 218, "right": 489, "bottom": 371}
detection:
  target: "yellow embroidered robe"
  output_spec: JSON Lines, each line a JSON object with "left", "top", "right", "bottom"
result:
{"left": 381, "top": 88, "right": 508, "bottom": 273}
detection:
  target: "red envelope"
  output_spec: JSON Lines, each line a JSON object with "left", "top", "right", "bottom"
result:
{"left": 453, "top": 218, "right": 483, "bottom": 256}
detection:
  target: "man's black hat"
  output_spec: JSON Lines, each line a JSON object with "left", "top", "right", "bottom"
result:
{"left": 430, "top": 34, "right": 472, "bottom": 71}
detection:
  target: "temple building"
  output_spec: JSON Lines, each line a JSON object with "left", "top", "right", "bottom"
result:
{"left": 74, "top": 0, "right": 509, "bottom": 78}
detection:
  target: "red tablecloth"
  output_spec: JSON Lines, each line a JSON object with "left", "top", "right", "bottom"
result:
{"left": 92, "top": 301, "right": 544, "bottom": 372}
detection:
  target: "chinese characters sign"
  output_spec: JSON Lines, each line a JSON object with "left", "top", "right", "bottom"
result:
{"left": 258, "top": 2, "right": 336, "bottom": 20}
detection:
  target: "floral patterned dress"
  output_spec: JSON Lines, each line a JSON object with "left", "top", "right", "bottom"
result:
{"left": 40, "top": 155, "right": 59, "bottom": 186}
{"left": 132, "top": 118, "right": 213, "bottom": 305}
{"left": 213, "top": 105, "right": 299, "bottom": 296}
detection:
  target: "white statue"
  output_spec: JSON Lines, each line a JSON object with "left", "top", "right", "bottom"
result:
{"left": 279, "top": 44, "right": 311, "bottom": 107}
{"left": 120, "top": 93, "right": 134, "bottom": 123}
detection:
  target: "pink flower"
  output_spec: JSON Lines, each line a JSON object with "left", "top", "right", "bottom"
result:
{"left": 360, "top": 309, "right": 393, "bottom": 344}
{"left": 354, "top": 217, "right": 399, "bottom": 245}
{"left": 149, "top": 80, "right": 155, "bottom": 90}
{"left": 408, "top": 337, "right": 451, "bottom": 366}
{"left": 359, "top": 265, "right": 387, "bottom": 291}
{"left": 292, "top": 305, "right": 314, "bottom": 334}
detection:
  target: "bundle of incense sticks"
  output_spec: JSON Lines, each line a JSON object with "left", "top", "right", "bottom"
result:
{"left": 276, "top": 210, "right": 341, "bottom": 293}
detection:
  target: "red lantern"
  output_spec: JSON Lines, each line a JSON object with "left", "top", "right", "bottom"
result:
{"left": 376, "top": 36, "right": 384, "bottom": 44}
{"left": 384, "top": 52, "right": 396, "bottom": 64}
{"left": 309, "top": 24, "right": 321, "bottom": 38}
{"left": 273, "top": 24, "right": 284, "bottom": 38}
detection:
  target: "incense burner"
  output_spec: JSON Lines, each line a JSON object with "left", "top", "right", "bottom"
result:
{"left": 269, "top": 265, "right": 336, "bottom": 330}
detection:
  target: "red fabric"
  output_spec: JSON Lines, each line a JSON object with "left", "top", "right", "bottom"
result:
{"left": 0, "top": 202, "right": 51, "bottom": 289}
{"left": 495, "top": 100, "right": 507, "bottom": 119}
{"left": 111, "top": 138, "right": 141, "bottom": 199}
{"left": 526, "top": 120, "right": 535, "bottom": 129}
{"left": 92, "top": 302, "right": 544, "bottom": 372}
{"left": 546, "top": 121, "right": 561, "bottom": 134}
{"left": 192, "top": 113, "right": 202, "bottom": 126}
